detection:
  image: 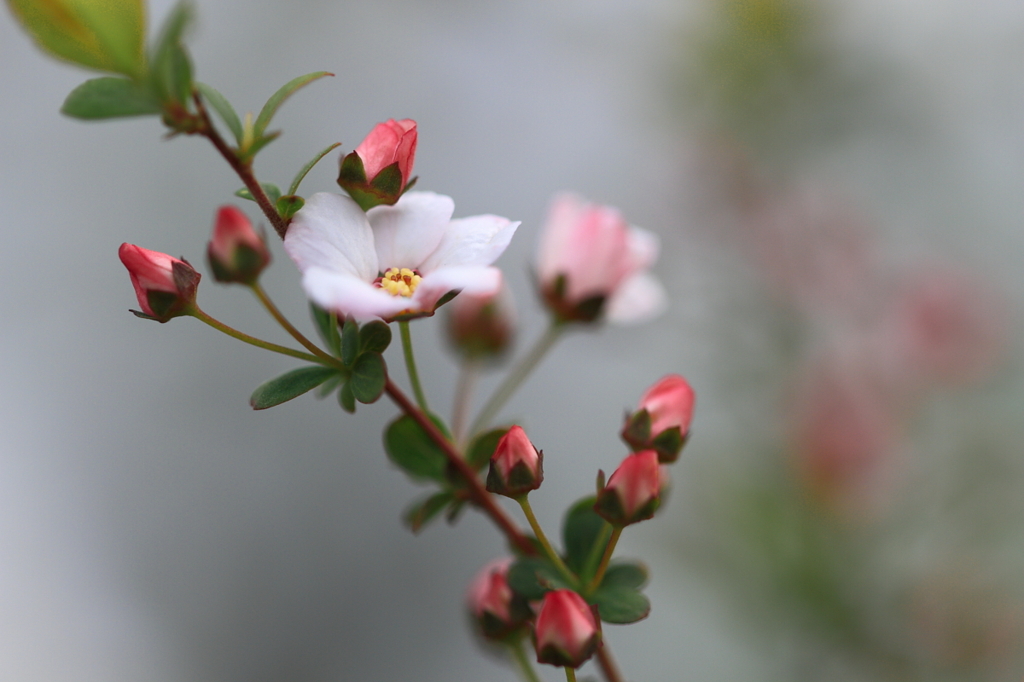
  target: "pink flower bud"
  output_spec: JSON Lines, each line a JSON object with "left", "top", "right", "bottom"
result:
{"left": 466, "top": 558, "right": 531, "bottom": 640}
{"left": 445, "top": 287, "right": 516, "bottom": 360}
{"left": 533, "top": 589, "right": 602, "bottom": 668}
{"left": 338, "top": 119, "right": 418, "bottom": 210}
{"left": 622, "top": 374, "right": 695, "bottom": 463}
{"left": 207, "top": 206, "right": 270, "bottom": 284}
{"left": 536, "top": 193, "right": 665, "bottom": 324}
{"left": 595, "top": 450, "right": 662, "bottom": 526}
{"left": 118, "top": 243, "right": 200, "bottom": 322}
{"left": 486, "top": 426, "right": 543, "bottom": 498}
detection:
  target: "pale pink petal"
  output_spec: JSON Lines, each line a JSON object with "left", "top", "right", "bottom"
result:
{"left": 418, "top": 215, "right": 520, "bottom": 273}
{"left": 624, "top": 225, "right": 660, "bottom": 274}
{"left": 411, "top": 266, "right": 502, "bottom": 312}
{"left": 536, "top": 193, "right": 584, "bottom": 284}
{"left": 284, "top": 193, "right": 377, "bottom": 280}
{"left": 604, "top": 271, "right": 668, "bottom": 325}
{"left": 302, "top": 266, "right": 411, "bottom": 321}
{"left": 367, "top": 191, "right": 454, "bottom": 270}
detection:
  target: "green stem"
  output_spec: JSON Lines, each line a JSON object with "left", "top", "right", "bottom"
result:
{"left": 511, "top": 639, "right": 543, "bottom": 682}
{"left": 250, "top": 283, "right": 335, "bottom": 362}
{"left": 564, "top": 667, "right": 578, "bottom": 682}
{"left": 452, "top": 358, "right": 480, "bottom": 448}
{"left": 582, "top": 522, "right": 613, "bottom": 581}
{"left": 518, "top": 496, "right": 576, "bottom": 585}
{"left": 584, "top": 527, "right": 622, "bottom": 595}
{"left": 469, "top": 321, "right": 565, "bottom": 436}
{"left": 188, "top": 306, "right": 329, "bottom": 365}
{"left": 399, "top": 321, "right": 429, "bottom": 412}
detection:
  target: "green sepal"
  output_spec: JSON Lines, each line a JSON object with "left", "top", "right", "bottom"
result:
{"left": 338, "top": 380, "right": 356, "bottom": 413}
{"left": 506, "top": 557, "right": 572, "bottom": 600}
{"left": 402, "top": 490, "right": 456, "bottom": 534}
{"left": 288, "top": 142, "right": 341, "bottom": 196}
{"left": 337, "top": 153, "right": 406, "bottom": 211}
{"left": 253, "top": 71, "right": 333, "bottom": 139}
{"left": 466, "top": 428, "right": 508, "bottom": 471}
{"left": 651, "top": 426, "right": 686, "bottom": 463}
{"left": 485, "top": 454, "right": 543, "bottom": 498}
{"left": 594, "top": 488, "right": 660, "bottom": 527}
{"left": 310, "top": 303, "right": 342, "bottom": 357}
{"left": 195, "top": 82, "right": 242, "bottom": 143}
{"left": 383, "top": 413, "right": 451, "bottom": 483}
{"left": 591, "top": 583, "right": 650, "bottom": 624}
{"left": 358, "top": 321, "right": 392, "bottom": 354}
{"left": 340, "top": 317, "right": 360, "bottom": 366}
{"left": 562, "top": 495, "right": 610, "bottom": 578}
{"left": 61, "top": 77, "right": 161, "bottom": 119}
{"left": 235, "top": 183, "right": 281, "bottom": 205}
{"left": 349, "top": 353, "right": 386, "bottom": 404}
{"left": 367, "top": 162, "right": 404, "bottom": 198}
{"left": 275, "top": 195, "right": 304, "bottom": 220}
{"left": 621, "top": 409, "right": 652, "bottom": 450}
{"left": 149, "top": 1, "right": 194, "bottom": 105}
{"left": 249, "top": 365, "right": 340, "bottom": 410}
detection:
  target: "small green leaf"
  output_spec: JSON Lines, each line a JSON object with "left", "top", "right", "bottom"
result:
{"left": 341, "top": 317, "right": 360, "bottom": 366}
{"left": 242, "top": 130, "right": 281, "bottom": 160}
{"left": 310, "top": 304, "right": 342, "bottom": 356}
{"left": 288, "top": 142, "right": 342, "bottom": 196}
{"left": 61, "top": 76, "right": 161, "bottom": 119}
{"left": 591, "top": 584, "right": 650, "bottom": 624}
{"left": 358, "top": 321, "right": 392, "bottom": 354}
{"left": 253, "top": 71, "right": 333, "bottom": 139}
{"left": 466, "top": 427, "right": 508, "bottom": 471}
{"left": 402, "top": 491, "right": 455, "bottom": 533}
{"left": 350, "top": 353, "right": 386, "bottom": 404}
{"left": 196, "top": 81, "right": 242, "bottom": 143}
{"left": 599, "top": 562, "right": 648, "bottom": 590}
{"left": 250, "top": 365, "right": 339, "bottom": 410}
{"left": 276, "top": 194, "right": 304, "bottom": 220}
{"left": 507, "top": 558, "right": 571, "bottom": 600}
{"left": 314, "top": 372, "right": 343, "bottom": 399}
{"left": 562, "top": 496, "right": 610, "bottom": 577}
{"left": 338, "top": 381, "right": 356, "bottom": 413}
{"left": 235, "top": 183, "right": 281, "bottom": 204}
{"left": 383, "top": 414, "right": 450, "bottom": 483}
{"left": 149, "top": 1, "right": 194, "bottom": 104}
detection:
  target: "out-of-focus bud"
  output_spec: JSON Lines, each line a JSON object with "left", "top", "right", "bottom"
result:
{"left": 119, "top": 243, "right": 200, "bottom": 322}
{"left": 486, "top": 426, "right": 543, "bottom": 498}
{"left": 533, "top": 589, "right": 602, "bottom": 668}
{"left": 337, "top": 119, "right": 418, "bottom": 211}
{"left": 466, "top": 558, "right": 532, "bottom": 640}
{"left": 594, "top": 450, "right": 662, "bottom": 526}
{"left": 536, "top": 193, "right": 666, "bottom": 324}
{"left": 622, "top": 374, "right": 695, "bottom": 463}
{"left": 445, "top": 286, "right": 515, "bottom": 361}
{"left": 207, "top": 206, "right": 270, "bottom": 284}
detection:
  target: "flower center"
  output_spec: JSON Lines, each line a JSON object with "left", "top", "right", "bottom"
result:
{"left": 378, "top": 267, "right": 422, "bottom": 297}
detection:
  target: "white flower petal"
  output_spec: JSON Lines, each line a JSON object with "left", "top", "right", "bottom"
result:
{"left": 604, "top": 271, "right": 668, "bottom": 325}
{"left": 367, "top": 191, "right": 454, "bottom": 270}
{"left": 302, "top": 266, "right": 411, "bottom": 321}
{"left": 419, "top": 216, "right": 520, "bottom": 273}
{"left": 284, "top": 193, "right": 377, "bottom": 280}
{"left": 412, "top": 266, "right": 502, "bottom": 312}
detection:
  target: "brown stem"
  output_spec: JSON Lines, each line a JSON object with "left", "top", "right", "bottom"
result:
{"left": 596, "top": 647, "right": 624, "bottom": 682}
{"left": 384, "top": 379, "right": 535, "bottom": 555}
{"left": 191, "top": 92, "right": 290, "bottom": 240}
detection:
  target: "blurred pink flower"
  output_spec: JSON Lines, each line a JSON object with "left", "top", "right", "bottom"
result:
{"left": 207, "top": 205, "right": 269, "bottom": 284}
{"left": 533, "top": 589, "right": 601, "bottom": 668}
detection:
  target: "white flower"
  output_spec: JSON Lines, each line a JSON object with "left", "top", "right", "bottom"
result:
{"left": 284, "top": 191, "right": 519, "bottom": 320}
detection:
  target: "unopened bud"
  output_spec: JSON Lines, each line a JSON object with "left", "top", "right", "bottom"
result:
{"left": 207, "top": 206, "right": 270, "bottom": 284}
{"left": 118, "top": 243, "right": 199, "bottom": 322}
{"left": 446, "top": 287, "right": 515, "bottom": 360}
{"left": 337, "top": 119, "right": 418, "bottom": 211}
{"left": 594, "top": 450, "right": 662, "bottom": 526}
{"left": 622, "top": 374, "right": 694, "bottom": 463}
{"left": 486, "top": 426, "right": 543, "bottom": 498}
{"left": 533, "top": 589, "right": 602, "bottom": 668}
{"left": 466, "top": 558, "right": 532, "bottom": 640}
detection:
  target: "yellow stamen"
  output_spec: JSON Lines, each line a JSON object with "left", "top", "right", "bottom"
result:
{"left": 379, "top": 267, "right": 421, "bottom": 297}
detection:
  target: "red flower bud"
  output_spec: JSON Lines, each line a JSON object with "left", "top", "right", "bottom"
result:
{"left": 207, "top": 206, "right": 270, "bottom": 284}
{"left": 119, "top": 243, "right": 200, "bottom": 322}
{"left": 486, "top": 426, "right": 543, "bottom": 498}
{"left": 533, "top": 589, "right": 602, "bottom": 668}
{"left": 445, "top": 287, "right": 516, "bottom": 360}
{"left": 595, "top": 450, "right": 662, "bottom": 526}
{"left": 622, "top": 374, "right": 695, "bottom": 463}
{"left": 337, "top": 119, "right": 418, "bottom": 210}
{"left": 466, "top": 558, "right": 531, "bottom": 640}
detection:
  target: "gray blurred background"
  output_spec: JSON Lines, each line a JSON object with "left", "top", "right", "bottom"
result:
{"left": 2, "top": 0, "right": 1023, "bottom": 680}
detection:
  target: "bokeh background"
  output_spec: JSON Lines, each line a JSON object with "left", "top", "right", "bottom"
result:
{"left": 2, "top": 0, "right": 1023, "bottom": 680}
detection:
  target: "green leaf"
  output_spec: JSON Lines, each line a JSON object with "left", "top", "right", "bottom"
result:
{"left": 241, "top": 130, "right": 280, "bottom": 160}
{"left": 341, "top": 317, "right": 360, "bottom": 366}
{"left": 466, "top": 427, "right": 508, "bottom": 472}
{"left": 338, "top": 381, "right": 356, "bottom": 413}
{"left": 358, "top": 321, "right": 392, "bottom": 354}
{"left": 149, "top": 1, "right": 194, "bottom": 104}
{"left": 61, "top": 76, "right": 161, "bottom": 119}
{"left": 276, "top": 194, "right": 304, "bottom": 220}
{"left": 310, "top": 303, "right": 342, "bottom": 357}
{"left": 288, "top": 142, "right": 342, "bottom": 196}
{"left": 349, "top": 353, "right": 386, "bottom": 404}
{"left": 507, "top": 557, "right": 571, "bottom": 600}
{"left": 383, "top": 414, "right": 451, "bottom": 483}
{"left": 314, "top": 372, "right": 343, "bottom": 399}
{"left": 253, "top": 71, "right": 333, "bottom": 139}
{"left": 8, "top": 0, "right": 146, "bottom": 78}
{"left": 599, "top": 561, "right": 648, "bottom": 590}
{"left": 196, "top": 82, "right": 242, "bottom": 143}
{"left": 235, "top": 183, "right": 281, "bottom": 205}
{"left": 591, "top": 584, "right": 650, "bottom": 624}
{"left": 249, "top": 365, "right": 339, "bottom": 410}
{"left": 402, "top": 491, "right": 455, "bottom": 533}
{"left": 562, "top": 496, "right": 610, "bottom": 577}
